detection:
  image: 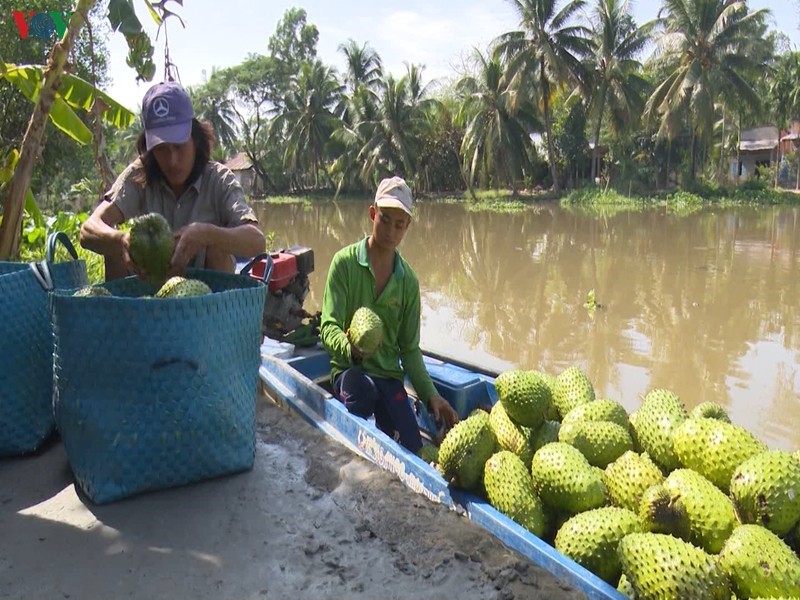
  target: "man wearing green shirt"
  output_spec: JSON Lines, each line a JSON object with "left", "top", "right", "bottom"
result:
{"left": 320, "top": 176, "right": 459, "bottom": 453}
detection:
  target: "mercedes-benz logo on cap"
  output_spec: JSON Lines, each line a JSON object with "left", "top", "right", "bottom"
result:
{"left": 153, "top": 97, "right": 170, "bottom": 118}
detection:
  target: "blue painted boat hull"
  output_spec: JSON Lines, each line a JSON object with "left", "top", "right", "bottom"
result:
{"left": 259, "top": 347, "right": 626, "bottom": 600}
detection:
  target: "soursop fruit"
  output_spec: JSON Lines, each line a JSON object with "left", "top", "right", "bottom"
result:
{"left": 530, "top": 442, "right": 607, "bottom": 514}
{"left": 348, "top": 306, "right": 383, "bottom": 356}
{"left": 417, "top": 444, "right": 439, "bottom": 465}
{"left": 730, "top": 450, "right": 800, "bottom": 537}
{"left": 638, "top": 483, "right": 690, "bottom": 540}
{"left": 128, "top": 212, "right": 174, "bottom": 286}
{"left": 155, "top": 276, "right": 212, "bottom": 298}
{"left": 531, "top": 420, "right": 560, "bottom": 453}
{"left": 552, "top": 367, "right": 595, "bottom": 419}
{"left": 619, "top": 533, "right": 731, "bottom": 600}
{"left": 604, "top": 451, "right": 664, "bottom": 512}
{"left": 617, "top": 573, "right": 636, "bottom": 599}
{"left": 535, "top": 371, "right": 560, "bottom": 420}
{"left": 662, "top": 469, "right": 738, "bottom": 554}
{"left": 562, "top": 398, "right": 629, "bottom": 429}
{"left": 437, "top": 410, "right": 496, "bottom": 491}
{"left": 558, "top": 420, "right": 632, "bottom": 468}
{"left": 630, "top": 388, "right": 686, "bottom": 472}
{"left": 673, "top": 417, "right": 768, "bottom": 493}
{"left": 489, "top": 401, "right": 535, "bottom": 469}
{"left": 718, "top": 524, "right": 800, "bottom": 598}
{"left": 72, "top": 285, "right": 112, "bottom": 297}
{"left": 690, "top": 401, "right": 731, "bottom": 422}
{"left": 483, "top": 450, "right": 547, "bottom": 537}
{"left": 493, "top": 370, "right": 550, "bottom": 429}
{"left": 554, "top": 506, "right": 642, "bottom": 584}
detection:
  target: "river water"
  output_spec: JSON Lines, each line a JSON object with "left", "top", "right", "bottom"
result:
{"left": 253, "top": 200, "right": 800, "bottom": 452}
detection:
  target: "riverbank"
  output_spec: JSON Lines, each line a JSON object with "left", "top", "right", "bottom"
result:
{"left": 0, "top": 394, "right": 586, "bottom": 600}
{"left": 251, "top": 181, "right": 800, "bottom": 209}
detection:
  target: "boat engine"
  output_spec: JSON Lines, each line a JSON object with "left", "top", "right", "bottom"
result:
{"left": 243, "top": 245, "right": 319, "bottom": 344}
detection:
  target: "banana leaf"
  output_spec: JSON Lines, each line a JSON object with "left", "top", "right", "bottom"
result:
{"left": 3, "top": 64, "right": 136, "bottom": 132}
{"left": 0, "top": 150, "right": 44, "bottom": 229}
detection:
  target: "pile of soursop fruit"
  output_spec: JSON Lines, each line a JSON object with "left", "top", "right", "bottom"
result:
{"left": 428, "top": 366, "right": 800, "bottom": 599}
{"left": 72, "top": 213, "right": 212, "bottom": 299}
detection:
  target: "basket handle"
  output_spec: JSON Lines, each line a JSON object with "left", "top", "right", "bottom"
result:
{"left": 29, "top": 260, "right": 54, "bottom": 291}
{"left": 46, "top": 231, "right": 79, "bottom": 263}
{"left": 239, "top": 252, "right": 274, "bottom": 283}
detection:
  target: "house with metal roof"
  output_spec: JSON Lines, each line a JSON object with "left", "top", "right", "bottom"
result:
{"left": 224, "top": 152, "right": 264, "bottom": 197}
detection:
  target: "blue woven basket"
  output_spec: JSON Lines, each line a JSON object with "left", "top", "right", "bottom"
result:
{"left": 0, "top": 232, "right": 88, "bottom": 456}
{"left": 49, "top": 268, "right": 267, "bottom": 504}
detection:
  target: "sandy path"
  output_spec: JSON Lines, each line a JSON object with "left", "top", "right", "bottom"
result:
{"left": 0, "top": 395, "right": 586, "bottom": 600}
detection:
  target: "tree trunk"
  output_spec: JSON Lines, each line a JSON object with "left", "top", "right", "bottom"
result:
{"left": 92, "top": 98, "right": 116, "bottom": 203}
{"left": 718, "top": 109, "right": 726, "bottom": 184}
{"left": 736, "top": 116, "right": 741, "bottom": 185}
{"left": 541, "top": 64, "right": 559, "bottom": 192}
{"left": 591, "top": 84, "right": 606, "bottom": 184}
{"left": 0, "top": 0, "right": 97, "bottom": 260}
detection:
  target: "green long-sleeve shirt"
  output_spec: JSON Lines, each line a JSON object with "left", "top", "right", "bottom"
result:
{"left": 320, "top": 236, "right": 438, "bottom": 406}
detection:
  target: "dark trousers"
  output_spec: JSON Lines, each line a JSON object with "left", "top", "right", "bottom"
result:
{"left": 333, "top": 367, "right": 422, "bottom": 453}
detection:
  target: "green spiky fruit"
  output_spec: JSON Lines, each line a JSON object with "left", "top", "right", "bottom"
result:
{"left": 489, "top": 401, "right": 535, "bottom": 469}
{"left": 730, "top": 450, "right": 800, "bottom": 537}
{"left": 72, "top": 285, "right": 112, "bottom": 297}
{"left": 552, "top": 367, "right": 595, "bottom": 419}
{"left": 690, "top": 401, "right": 731, "bottom": 422}
{"left": 155, "top": 276, "right": 212, "bottom": 298}
{"left": 530, "top": 442, "right": 607, "bottom": 514}
{"left": 627, "top": 410, "right": 642, "bottom": 452}
{"left": 555, "top": 506, "right": 642, "bottom": 584}
{"left": 531, "top": 420, "right": 560, "bottom": 454}
{"left": 562, "top": 398, "right": 629, "bottom": 429}
{"left": 638, "top": 484, "right": 690, "bottom": 539}
{"left": 663, "top": 469, "right": 738, "bottom": 554}
{"left": 619, "top": 533, "right": 731, "bottom": 600}
{"left": 604, "top": 451, "right": 664, "bottom": 512}
{"left": 437, "top": 411, "right": 496, "bottom": 491}
{"left": 558, "top": 420, "right": 633, "bottom": 468}
{"left": 631, "top": 388, "right": 687, "bottom": 472}
{"left": 417, "top": 444, "right": 438, "bottom": 465}
{"left": 535, "top": 371, "right": 560, "bottom": 420}
{"left": 483, "top": 450, "right": 547, "bottom": 537}
{"left": 617, "top": 573, "right": 636, "bottom": 599}
{"left": 718, "top": 524, "right": 800, "bottom": 599}
{"left": 673, "top": 418, "right": 768, "bottom": 493}
{"left": 128, "top": 212, "right": 174, "bottom": 286}
{"left": 348, "top": 306, "right": 383, "bottom": 356}
{"left": 494, "top": 370, "right": 550, "bottom": 429}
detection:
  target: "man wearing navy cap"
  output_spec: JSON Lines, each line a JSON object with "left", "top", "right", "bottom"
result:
{"left": 81, "top": 81, "right": 265, "bottom": 279}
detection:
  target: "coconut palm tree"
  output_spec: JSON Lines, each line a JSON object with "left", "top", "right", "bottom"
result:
{"left": 338, "top": 39, "right": 383, "bottom": 94}
{"left": 271, "top": 59, "right": 343, "bottom": 190}
{"left": 645, "top": 0, "right": 769, "bottom": 181}
{"left": 586, "top": 0, "right": 653, "bottom": 182}
{"left": 457, "top": 49, "right": 540, "bottom": 193}
{"left": 495, "top": 0, "right": 591, "bottom": 192}
{"left": 358, "top": 65, "right": 439, "bottom": 185}
{"left": 189, "top": 82, "right": 238, "bottom": 154}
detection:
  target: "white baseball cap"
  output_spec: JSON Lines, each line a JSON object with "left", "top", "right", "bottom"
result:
{"left": 374, "top": 176, "right": 413, "bottom": 217}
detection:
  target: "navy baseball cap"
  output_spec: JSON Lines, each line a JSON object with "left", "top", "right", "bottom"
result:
{"left": 142, "top": 81, "right": 194, "bottom": 151}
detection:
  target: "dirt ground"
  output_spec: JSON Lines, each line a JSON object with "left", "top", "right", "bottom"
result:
{"left": 0, "top": 395, "right": 586, "bottom": 600}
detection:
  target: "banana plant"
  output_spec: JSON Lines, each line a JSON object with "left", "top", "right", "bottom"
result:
{"left": 1, "top": 63, "right": 137, "bottom": 144}
{"left": 0, "top": 0, "right": 181, "bottom": 260}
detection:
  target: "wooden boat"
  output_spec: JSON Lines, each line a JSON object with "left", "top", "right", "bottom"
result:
{"left": 258, "top": 342, "right": 626, "bottom": 600}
